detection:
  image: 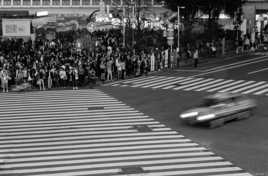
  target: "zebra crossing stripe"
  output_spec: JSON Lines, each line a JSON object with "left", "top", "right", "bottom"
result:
{"left": 183, "top": 79, "right": 224, "bottom": 91}
{"left": 207, "top": 80, "right": 245, "bottom": 92}
{"left": 152, "top": 77, "right": 186, "bottom": 89}
{"left": 142, "top": 77, "right": 178, "bottom": 88}
{"left": 128, "top": 76, "right": 166, "bottom": 85}
{"left": 173, "top": 78, "right": 211, "bottom": 90}
{"left": 144, "top": 161, "right": 232, "bottom": 170}
{"left": 115, "top": 167, "right": 242, "bottom": 176}
{"left": 0, "top": 157, "right": 224, "bottom": 175}
{"left": 172, "top": 78, "right": 204, "bottom": 90}
{"left": 131, "top": 76, "right": 170, "bottom": 87}
{"left": 218, "top": 81, "right": 256, "bottom": 93}
{"left": 196, "top": 80, "right": 234, "bottom": 91}
{"left": 254, "top": 88, "right": 268, "bottom": 95}
{"left": 242, "top": 84, "right": 268, "bottom": 94}
{"left": 184, "top": 78, "right": 217, "bottom": 91}
{"left": 0, "top": 89, "right": 252, "bottom": 176}
{"left": 161, "top": 77, "right": 194, "bottom": 89}
{"left": 231, "top": 81, "right": 266, "bottom": 93}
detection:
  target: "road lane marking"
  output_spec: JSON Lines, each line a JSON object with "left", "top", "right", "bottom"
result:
{"left": 218, "top": 81, "right": 256, "bottom": 92}
{"left": 0, "top": 89, "right": 252, "bottom": 176}
{"left": 161, "top": 77, "right": 194, "bottom": 89}
{"left": 152, "top": 77, "right": 186, "bottom": 89}
{"left": 183, "top": 79, "right": 224, "bottom": 91}
{"left": 207, "top": 80, "right": 244, "bottom": 92}
{"left": 131, "top": 77, "right": 170, "bottom": 87}
{"left": 242, "top": 84, "right": 268, "bottom": 94}
{"left": 179, "top": 78, "right": 214, "bottom": 91}
{"left": 191, "top": 56, "right": 268, "bottom": 77}
{"left": 248, "top": 67, "right": 268, "bottom": 74}
{"left": 204, "top": 55, "right": 267, "bottom": 72}
{"left": 196, "top": 80, "right": 233, "bottom": 91}
{"left": 254, "top": 88, "right": 268, "bottom": 95}
{"left": 142, "top": 77, "right": 178, "bottom": 88}
{"left": 231, "top": 81, "right": 266, "bottom": 93}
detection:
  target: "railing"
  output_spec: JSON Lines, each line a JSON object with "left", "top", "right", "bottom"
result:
{"left": 0, "top": 0, "right": 163, "bottom": 8}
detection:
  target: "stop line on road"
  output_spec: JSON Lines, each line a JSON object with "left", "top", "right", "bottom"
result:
{"left": 107, "top": 76, "right": 268, "bottom": 96}
{"left": 0, "top": 89, "right": 252, "bottom": 176}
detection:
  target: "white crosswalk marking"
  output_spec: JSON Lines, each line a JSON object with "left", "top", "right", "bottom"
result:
{"left": 131, "top": 76, "right": 169, "bottom": 87}
{"left": 161, "top": 77, "right": 194, "bottom": 89}
{"left": 152, "top": 77, "right": 186, "bottom": 89}
{"left": 254, "top": 88, "right": 268, "bottom": 95}
{"left": 207, "top": 80, "right": 245, "bottom": 92}
{"left": 184, "top": 79, "right": 224, "bottom": 91}
{"left": 218, "top": 81, "right": 256, "bottom": 92}
{"left": 173, "top": 78, "right": 212, "bottom": 90}
{"left": 242, "top": 84, "right": 268, "bottom": 94}
{"left": 106, "top": 75, "right": 268, "bottom": 96}
{"left": 0, "top": 89, "right": 252, "bottom": 176}
{"left": 142, "top": 77, "right": 177, "bottom": 88}
{"left": 231, "top": 81, "right": 266, "bottom": 93}
{"left": 195, "top": 79, "right": 234, "bottom": 91}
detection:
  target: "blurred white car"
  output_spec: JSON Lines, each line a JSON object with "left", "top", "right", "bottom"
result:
{"left": 180, "top": 93, "right": 257, "bottom": 128}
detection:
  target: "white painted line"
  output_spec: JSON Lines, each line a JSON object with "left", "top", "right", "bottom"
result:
{"left": 115, "top": 167, "right": 242, "bottom": 176}
{"left": 231, "top": 81, "right": 266, "bottom": 93}
{"left": 184, "top": 79, "right": 220, "bottom": 91}
{"left": 207, "top": 80, "right": 244, "bottom": 92}
{"left": 0, "top": 131, "right": 177, "bottom": 144}
{"left": 131, "top": 77, "right": 170, "bottom": 88}
{"left": 174, "top": 78, "right": 211, "bottom": 90}
{"left": 192, "top": 56, "right": 268, "bottom": 77}
{"left": 254, "top": 88, "right": 268, "bottom": 95}
{"left": 129, "top": 76, "right": 165, "bottom": 85}
{"left": 1, "top": 121, "right": 160, "bottom": 132}
{"left": 184, "top": 79, "right": 223, "bottom": 91}
{"left": 4, "top": 152, "right": 215, "bottom": 168}
{"left": 0, "top": 137, "right": 187, "bottom": 151}
{"left": 6, "top": 150, "right": 210, "bottom": 163}
{"left": 122, "top": 76, "right": 157, "bottom": 84}
{"left": 152, "top": 77, "right": 186, "bottom": 89}
{"left": 144, "top": 161, "right": 232, "bottom": 170}
{"left": 242, "top": 84, "right": 268, "bottom": 94}
{"left": 248, "top": 67, "right": 268, "bottom": 74}
{"left": 142, "top": 77, "right": 178, "bottom": 88}
{"left": 1, "top": 157, "right": 223, "bottom": 175}
{"left": 204, "top": 55, "right": 267, "bottom": 72}
{"left": 1, "top": 121, "right": 160, "bottom": 133}
{"left": 207, "top": 173, "right": 253, "bottom": 176}
{"left": 0, "top": 124, "right": 165, "bottom": 136}
{"left": 161, "top": 77, "right": 194, "bottom": 89}
{"left": 1, "top": 143, "right": 196, "bottom": 157}
{"left": 0, "top": 112, "right": 145, "bottom": 121}
{"left": 0, "top": 115, "right": 148, "bottom": 124}
{"left": 196, "top": 80, "right": 234, "bottom": 91}
{"left": 218, "top": 81, "right": 256, "bottom": 92}
{"left": 171, "top": 78, "right": 204, "bottom": 90}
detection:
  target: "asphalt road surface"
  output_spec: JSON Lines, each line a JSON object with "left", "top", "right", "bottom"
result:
{"left": 0, "top": 53, "right": 267, "bottom": 176}
{"left": 101, "top": 53, "right": 268, "bottom": 176}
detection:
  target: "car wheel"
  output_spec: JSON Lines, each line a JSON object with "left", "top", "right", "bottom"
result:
{"left": 209, "top": 118, "right": 224, "bottom": 128}
{"left": 237, "top": 110, "right": 252, "bottom": 120}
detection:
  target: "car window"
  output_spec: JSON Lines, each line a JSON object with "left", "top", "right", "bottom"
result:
{"left": 201, "top": 98, "right": 219, "bottom": 107}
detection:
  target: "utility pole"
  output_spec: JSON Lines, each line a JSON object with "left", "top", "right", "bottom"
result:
{"left": 123, "top": 7, "right": 126, "bottom": 48}
{"left": 177, "top": 6, "right": 180, "bottom": 53}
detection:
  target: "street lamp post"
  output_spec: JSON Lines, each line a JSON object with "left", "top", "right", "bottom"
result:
{"left": 177, "top": 6, "right": 185, "bottom": 53}
{"left": 177, "top": 6, "right": 180, "bottom": 53}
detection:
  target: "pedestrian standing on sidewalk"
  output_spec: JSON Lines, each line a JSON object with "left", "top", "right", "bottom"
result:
{"left": 193, "top": 48, "right": 199, "bottom": 68}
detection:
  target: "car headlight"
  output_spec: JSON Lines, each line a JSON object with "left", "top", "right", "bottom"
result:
{"left": 180, "top": 112, "right": 199, "bottom": 119}
{"left": 197, "top": 114, "right": 216, "bottom": 121}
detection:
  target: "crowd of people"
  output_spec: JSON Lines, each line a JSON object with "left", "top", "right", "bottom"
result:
{"left": 0, "top": 30, "right": 171, "bottom": 93}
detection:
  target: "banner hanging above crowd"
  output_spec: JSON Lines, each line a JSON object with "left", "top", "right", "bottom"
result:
{"left": 2, "top": 18, "right": 31, "bottom": 37}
